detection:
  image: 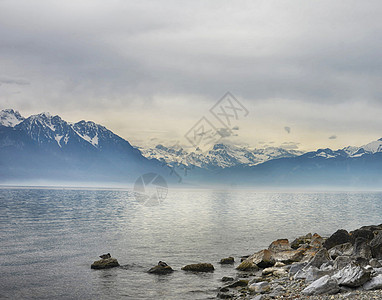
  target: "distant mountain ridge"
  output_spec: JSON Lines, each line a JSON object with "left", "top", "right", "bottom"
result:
{"left": 140, "top": 143, "right": 303, "bottom": 169}
{"left": 1, "top": 108, "right": 382, "bottom": 188}
{"left": 0, "top": 109, "right": 165, "bottom": 184}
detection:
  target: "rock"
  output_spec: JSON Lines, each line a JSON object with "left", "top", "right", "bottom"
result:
{"left": 262, "top": 267, "right": 287, "bottom": 277}
{"left": 181, "top": 263, "right": 214, "bottom": 272}
{"left": 306, "top": 248, "right": 331, "bottom": 269}
{"left": 249, "top": 277, "right": 265, "bottom": 284}
{"left": 305, "top": 266, "right": 334, "bottom": 283}
{"left": 302, "top": 275, "right": 340, "bottom": 295}
{"left": 272, "top": 249, "right": 305, "bottom": 264}
{"left": 354, "top": 256, "right": 369, "bottom": 267}
{"left": 328, "top": 242, "right": 354, "bottom": 259}
{"left": 352, "top": 237, "right": 372, "bottom": 259}
{"left": 268, "top": 239, "right": 292, "bottom": 252}
{"left": 236, "top": 260, "right": 259, "bottom": 271}
{"left": 363, "top": 274, "right": 382, "bottom": 290}
{"left": 370, "top": 231, "right": 382, "bottom": 259}
{"left": 250, "top": 295, "right": 265, "bottom": 300}
{"left": 148, "top": 263, "right": 174, "bottom": 274}
{"left": 240, "top": 255, "right": 250, "bottom": 262}
{"left": 274, "top": 262, "right": 285, "bottom": 267}
{"left": 222, "top": 276, "right": 234, "bottom": 282}
{"left": 291, "top": 234, "right": 312, "bottom": 249}
{"left": 247, "top": 249, "right": 275, "bottom": 268}
{"left": 220, "top": 257, "right": 235, "bottom": 264}
{"left": 370, "top": 258, "right": 382, "bottom": 268}
{"left": 333, "top": 256, "right": 352, "bottom": 270}
{"left": 310, "top": 233, "right": 325, "bottom": 248}
{"left": 323, "top": 229, "right": 351, "bottom": 250}
{"left": 227, "top": 279, "right": 249, "bottom": 288}
{"left": 217, "top": 292, "right": 235, "bottom": 299}
{"left": 248, "top": 281, "right": 270, "bottom": 293}
{"left": 289, "top": 262, "right": 307, "bottom": 276}
{"left": 91, "top": 257, "right": 120, "bottom": 269}
{"left": 332, "top": 263, "right": 371, "bottom": 287}
{"left": 350, "top": 228, "right": 375, "bottom": 244}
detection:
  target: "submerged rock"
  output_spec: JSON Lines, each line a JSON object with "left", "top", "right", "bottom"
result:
{"left": 181, "top": 263, "right": 214, "bottom": 272}
{"left": 220, "top": 257, "right": 235, "bottom": 264}
{"left": 91, "top": 257, "right": 120, "bottom": 269}
{"left": 148, "top": 261, "right": 174, "bottom": 274}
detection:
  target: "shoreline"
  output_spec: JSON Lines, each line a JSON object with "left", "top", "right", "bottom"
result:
{"left": 217, "top": 224, "right": 382, "bottom": 299}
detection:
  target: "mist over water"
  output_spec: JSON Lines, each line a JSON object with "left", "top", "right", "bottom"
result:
{"left": 1, "top": 188, "right": 382, "bottom": 299}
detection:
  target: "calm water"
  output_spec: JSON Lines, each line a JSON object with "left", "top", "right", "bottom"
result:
{"left": 1, "top": 188, "right": 382, "bottom": 299}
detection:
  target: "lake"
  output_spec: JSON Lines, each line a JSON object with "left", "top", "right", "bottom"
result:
{"left": 1, "top": 188, "right": 382, "bottom": 299}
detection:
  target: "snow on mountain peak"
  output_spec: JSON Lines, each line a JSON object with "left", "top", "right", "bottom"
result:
{"left": 0, "top": 109, "right": 24, "bottom": 127}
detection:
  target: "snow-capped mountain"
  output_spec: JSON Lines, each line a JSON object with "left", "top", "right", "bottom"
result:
{"left": 0, "top": 109, "right": 24, "bottom": 127}
{"left": 304, "top": 139, "right": 382, "bottom": 159}
{"left": 140, "top": 143, "right": 303, "bottom": 169}
{"left": 0, "top": 109, "right": 164, "bottom": 183}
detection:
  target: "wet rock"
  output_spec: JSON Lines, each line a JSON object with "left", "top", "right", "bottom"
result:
{"left": 217, "top": 292, "right": 235, "bottom": 299}
{"left": 148, "top": 262, "right": 174, "bottom": 274}
{"left": 227, "top": 279, "right": 249, "bottom": 288}
{"left": 240, "top": 255, "right": 250, "bottom": 262}
{"left": 222, "top": 276, "right": 234, "bottom": 282}
{"left": 328, "top": 242, "right": 353, "bottom": 259}
{"left": 181, "top": 263, "right": 214, "bottom": 272}
{"left": 302, "top": 275, "right": 340, "bottom": 295}
{"left": 268, "top": 239, "right": 292, "bottom": 252}
{"left": 305, "top": 248, "right": 331, "bottom": 269}
{"left": 333, "top": 256, "right": 352, "bottom": 270}
{"left": 91, "top": 257, "right": 120, "bottom": 269}
{"left": 236, "top": 260, "right": 259, "bottom": 271}
{"left": 363, "top": 274, "right": 382, "bottom": 290}
{"left": 333, "top": 263, "right": 371, "bottom": 287}
{"left": 370, "top": 231, "right": 382, "bottom": 259}
{"left": 220, "top": 256, "right": 235, "bottom": 264}
{"left": 352, "top": 237, "right": 372, "bottom": 259}
{"left": 248, "top": 281, "right": 271, "bottom": 293}
{"left": 291, "top": 233, "right": 312, "bottom": 249}
{"left": 323, "top": 229, "right": 351, "bottom": 250}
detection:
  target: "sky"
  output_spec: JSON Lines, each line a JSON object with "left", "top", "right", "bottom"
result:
{"left": 1, "top": 0, "right": 382, "bottom": 152}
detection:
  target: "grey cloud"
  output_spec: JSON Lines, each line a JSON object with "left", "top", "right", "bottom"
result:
{"left": 280, "top": 142, "right": 300, "bottom": 150}
{"left": 0, "top": 77, "right": 30, "bottom": 85}
{"left": 329, "top": 135, "right": 337, "bottom": 139}
{"left": 284, "top": 126, "right": 291, "bottom": 134}
{"left": 232, "top": 126, "right": 239, "bottom": 130}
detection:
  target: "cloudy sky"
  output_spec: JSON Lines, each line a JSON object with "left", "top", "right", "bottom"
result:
{"left": 1, "top": 0, "right": 382, "bottom": 151}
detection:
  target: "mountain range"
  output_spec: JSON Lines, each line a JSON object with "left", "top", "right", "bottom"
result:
{"left": 1, "top": 109, "right": 382, "bottom": 188}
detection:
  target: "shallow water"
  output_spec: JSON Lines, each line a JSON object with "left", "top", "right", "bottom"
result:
{"left": 1, "top": 188, "right": 382, "bottom": 299}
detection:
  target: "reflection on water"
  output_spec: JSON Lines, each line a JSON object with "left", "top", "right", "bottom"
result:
{"left": 1, "top": 188, "right": 382, "bottom": 299}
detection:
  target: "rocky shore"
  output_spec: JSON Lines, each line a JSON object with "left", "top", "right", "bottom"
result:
{"left": 218, "top": 224, "right": 382, "bottom": 299}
